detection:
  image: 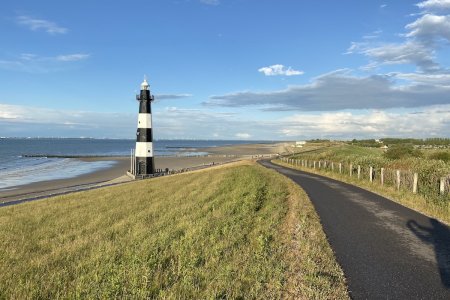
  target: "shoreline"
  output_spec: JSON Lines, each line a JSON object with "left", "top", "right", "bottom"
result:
{"left": 0, "top": 142, "right": 290, "bottom": 204}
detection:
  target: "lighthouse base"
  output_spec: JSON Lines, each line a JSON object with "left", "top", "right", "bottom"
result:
{"left": 135, "top": 156, "right": 155, "bottom": 175}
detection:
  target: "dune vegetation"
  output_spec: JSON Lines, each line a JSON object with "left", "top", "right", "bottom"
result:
{"left": 0, "top": 161, "right": 348, "bottom": 299}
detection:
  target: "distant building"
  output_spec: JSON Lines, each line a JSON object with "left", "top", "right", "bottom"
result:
{"left": 295, "top": 141, "right": 306, "bottom": 147}
{"left": 381, "top": 145, "right": 388, "bottom": 150}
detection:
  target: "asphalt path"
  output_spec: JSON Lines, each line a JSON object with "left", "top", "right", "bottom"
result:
{"left": 259, "top": 160, "right": 450, "bottom": 299}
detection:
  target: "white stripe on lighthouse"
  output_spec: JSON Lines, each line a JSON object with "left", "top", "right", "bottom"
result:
{"left": 137, "top": 114, "right": 152, "bottom": 128}
{"left": 135, "top": 142, "right": 153, "bottom": 157}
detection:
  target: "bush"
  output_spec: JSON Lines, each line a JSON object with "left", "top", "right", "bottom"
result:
{"left": 429, "top": 151, "right": 450, "bottom": 162}
{"left": 384, "top": 144, "right": 422, "bottom": 160}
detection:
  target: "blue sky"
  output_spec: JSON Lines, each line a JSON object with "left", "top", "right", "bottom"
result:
{"left": 1, "top": 0, "right": 450, "bottom": 139}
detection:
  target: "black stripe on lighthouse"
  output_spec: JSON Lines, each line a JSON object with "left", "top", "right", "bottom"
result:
{"left": 136, "top": 128, "right": 153, "bottom": 142}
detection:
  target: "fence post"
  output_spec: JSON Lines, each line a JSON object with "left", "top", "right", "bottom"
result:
{"left": 381, "top": 168, "right": 384, "bottom": 186}
{"left": 396, "top": 170, "right": 401, "bottom": 190}
{"left": 313, "top": 161, "right": 316, "bottom": 169}
{"left": 440, "top": 178, "right": 446, "bottom": 195}
{"left": 370, "top": 166, "right": 373, "bottom": 182}
{"left": 331, "top": 162, "right": 334, "bottom": 171}
{"left": 350, "top": 163, "right": 353, "bottom": 176}
{"left": 413, "top": 173, "right": 418, "bottom": 194}
{"left": 357, "top": 165, "right": 361, "bottom": 179}
{"left": 130, "top": 149, "right": 133, "bottom": 174}
{"left": 319, "top": 161, "right": 321, "bottom": 169}
{"left": 339, "top": 163, "right": 342, "bottom": 174}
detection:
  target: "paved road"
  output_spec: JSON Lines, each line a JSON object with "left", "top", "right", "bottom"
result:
{"left": 260, "top": 160, "right": 450, "bottom": 299}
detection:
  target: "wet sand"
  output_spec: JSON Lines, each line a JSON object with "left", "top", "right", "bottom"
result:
{"left": 0, "top": 142, "right": 288, "bottom": 204}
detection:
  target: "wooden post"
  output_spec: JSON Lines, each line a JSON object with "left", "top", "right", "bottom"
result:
{"left": 350, "top": 163, "right": 353, "bottom": 176}
{"left": 357, "top": 165, "right": 361, "bottom": 179}
{"left": 413, "top": 173, "right": 418, "bottom": 194}
{"left": 369, "top": 166, "right": 373, "bottom": 182}
{"left": 396, "top": 170, "right": 401, "bottom": 190}
{"left": 339, "top": 163, "right": 342, "bottom": 174}
{"left": 440, "top": 177, "right": 446, "bottom": 195}
{"left": 331, "top": 162, "right": 334, "bottom": 171}
{"left": 381, "top": 168, "right": 384, "bottom": 186}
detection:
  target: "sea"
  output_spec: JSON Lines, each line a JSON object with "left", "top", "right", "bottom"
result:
{"left": 0, "top": 138, "right": 270, "bottom": 190}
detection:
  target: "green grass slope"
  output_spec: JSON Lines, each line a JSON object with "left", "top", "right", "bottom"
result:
{"left": 0, "top": 162, "right": 347, "bottom": 299}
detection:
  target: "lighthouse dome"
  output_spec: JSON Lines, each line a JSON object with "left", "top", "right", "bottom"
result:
{"left": 141, "top": 78, "right": 149, "bottom": 90}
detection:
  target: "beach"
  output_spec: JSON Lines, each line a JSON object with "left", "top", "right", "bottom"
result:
{"left": 0, "top": 142, "right": 290, "bottom": 204}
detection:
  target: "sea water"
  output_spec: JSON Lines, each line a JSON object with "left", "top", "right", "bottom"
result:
{"left": 0, "top": 138, "right": 268, "bottom": 190}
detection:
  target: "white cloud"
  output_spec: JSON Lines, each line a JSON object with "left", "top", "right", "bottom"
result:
{"left": 347, "top": 41, "right": 439, "bottom": 72}
{"left": 205, "top": 69, "right": 450, "bottom": 111}
{"left": 390, "top": 72, "right": 450, "bottom": 84}
{"left": 380, "top": 4, "right": 387, "bottom": 8}
{"left": 155, "top": 94, "right": 192, "bottom": 100}
{"left": 235, "top": 133, "right": 251, "bottom": 139}
{"left": 417, "top": 0, "right": 450, "bottom": 11}
{"left": 56, "top": 54, "right": 90, "bottom": 61}
{"left": 405, "top": 14, "right": 450, "bottom": 44}
{"left": 16, "top": 15, "right": 67, "bottom": 34}
{"left": 258, "top": 64, "right": 304, "bottom": 76}
{"left": 280, "top": 106, "right": 450, "bottom": 138}
{"left": 0, "top": 53, "right": 90, "bottom": 73}
{"left": 1, "top": 103, "right": 449, "bottom": 139}
{"left": 200, "top": 0, "right": 219, "bottom": 5}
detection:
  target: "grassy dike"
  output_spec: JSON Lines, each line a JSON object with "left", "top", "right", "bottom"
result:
{"left": 0, "top": 161, "right": 348, "bottom": 299}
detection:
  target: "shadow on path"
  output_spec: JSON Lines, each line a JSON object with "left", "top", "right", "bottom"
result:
{"left": 407, "top": 219, "right": 450, "bottom": 288}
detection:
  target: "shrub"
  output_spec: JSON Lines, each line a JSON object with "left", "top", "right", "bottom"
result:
{"left": 384, "top": 144, "right": 422, "bottom": 160}
{"left": 429, "top": 151, "right": 450, "bottom": 162}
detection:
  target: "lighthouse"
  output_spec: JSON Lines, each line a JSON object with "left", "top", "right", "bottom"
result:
{"left": 134, "top": 76, "right": 155, "bottom": 175}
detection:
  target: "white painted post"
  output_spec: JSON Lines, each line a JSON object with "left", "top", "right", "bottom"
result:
{"left": 132, "top": 149, "right": 135, "bottom": 175}
{"left": 381, "top": 168, "right": 384, "bottom": 186}
{"left": 319, "top": 161, "right": 321, "bottom": 169}
{"left": 413, "top": 173, "right": 418, "bottom": 194}
{"left": 314, "top": 161, "right": 316, "bottom": 169}
{"left": 440, "top": 177, "right": 446, "bottom": 195}
{"left": 331, "top": 162, "right": 334, "bottom": 171}
{"left": 339, "top": 163, "right": 342, "bottom": 174}
{"left": 350, "top": 164, "right": 353, "bottom": 176}
{"left": 396, "top": 170, "right": 401, "bottom": 190}
{"left": 370, "top": 166, "right": 373, "bottom": 182}
{"left": 357, "top": 165, "right": 361, "bottom": 179}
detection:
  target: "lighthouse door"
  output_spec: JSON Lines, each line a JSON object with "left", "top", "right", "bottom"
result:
{"left": 138, "top": 161, "right": 146, "bottom": 175}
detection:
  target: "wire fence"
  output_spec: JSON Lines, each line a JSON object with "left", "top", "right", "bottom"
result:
{"left": 280, "top": 157, "right": 450, "bottom": 203}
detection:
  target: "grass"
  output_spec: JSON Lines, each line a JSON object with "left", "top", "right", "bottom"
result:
{"left": 274, "top": 159, "right": 450, "bottom": 225}
{"left": 0, "top": 161, "right": 348, "bottom": 299}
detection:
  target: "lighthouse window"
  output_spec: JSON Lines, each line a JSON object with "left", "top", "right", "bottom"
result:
{"left": 148, "top": 150, "right": 151, "bottom": 153}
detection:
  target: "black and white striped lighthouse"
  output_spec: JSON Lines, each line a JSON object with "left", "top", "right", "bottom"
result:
{"left": 134, "top": 77, "right": 155, "bottom": 175}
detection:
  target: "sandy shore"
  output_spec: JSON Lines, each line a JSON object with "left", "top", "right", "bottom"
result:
{"left": 0, "top": 142, "right": 289, "bottom": 204}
